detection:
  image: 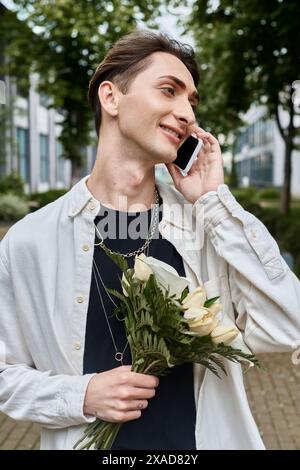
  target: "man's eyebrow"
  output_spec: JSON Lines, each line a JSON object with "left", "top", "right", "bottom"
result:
{"left": 157, "top": 75, "right": 199, "bottom": 103}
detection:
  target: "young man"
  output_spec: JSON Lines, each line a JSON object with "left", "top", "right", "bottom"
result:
{"left": 0, "top": 31, "right": 300, "bottom": 450}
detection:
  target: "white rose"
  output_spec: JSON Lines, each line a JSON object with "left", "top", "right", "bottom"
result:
{"left": 138, "top": 255, "right": 189, "bottom": 298}
{"left": 184, "top": 306, "right": 220, "bottom": 337}
{"left": 121, "top": 272, "right": 129, "bottom": 297}
{"left": 211, "top": 325, "right": 239, "bottom": 345}
{"left": 182, "top": 286, "right": 206, "bottom": 309}
{"left": 133, "top": 253, "right": 153, "bottom": 282}
{"left": 207, "top": 299, "right": 223, "bottom": 316}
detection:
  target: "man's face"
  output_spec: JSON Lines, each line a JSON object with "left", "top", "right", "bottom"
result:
{"left": 115, "top": 52, "right": 198, "bottom": 164}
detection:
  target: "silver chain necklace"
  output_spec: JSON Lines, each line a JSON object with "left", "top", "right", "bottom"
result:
{"left": 94, "top": 186, "right": 160, "bottom": 258}
{"left": 92, "top": 258, "right": 129, "bottom": 364}
{"left": 92, "top": 189, "right": 157, "bottom": 363}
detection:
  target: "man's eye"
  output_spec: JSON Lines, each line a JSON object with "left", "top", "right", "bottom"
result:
{"left": 162, "top": 87, "right": 175, "bottom": 96}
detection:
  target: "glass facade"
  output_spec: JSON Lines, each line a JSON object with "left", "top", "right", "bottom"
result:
{"left": 234, "top": 118, "right": 274, "bottom": 187}
{"left": 39, "top": 134, "right": 49, "bottom": 183}
{"left": 236, "top": 152, "right": 273, "bottom": 186}
{"left": 234, "top": 119, "right": 273, "bottom": 154}
{"left": 16, "top": 127, "right": 30, "bottom": 183}
{"left": 56, "top": 140, "right": 65, "bottom": 183}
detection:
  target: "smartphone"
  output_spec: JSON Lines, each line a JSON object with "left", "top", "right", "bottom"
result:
{"left": 173, "top": 134, "right": 203, "bottom": 174}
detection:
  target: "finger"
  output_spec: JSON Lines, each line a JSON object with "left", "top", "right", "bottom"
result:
{"left": 190, "top": 125, "right": 209, "bottom": 137}
{"left": 128, "top": 387, "right": 156, "bottom": 399}
{"left": 108, "top": 410, "right": 142, "bottom": 423}
{"left": 124, "top": 371, "right": 159, "bottom": 388}
{"left": 192, "top": 127, "right": 219, "bottom": 147}
{"left": 116, "top": 399, "right": 149, "bottom": 412}
{"left": 199, "top": 132, "right": 220, "bottom": 154}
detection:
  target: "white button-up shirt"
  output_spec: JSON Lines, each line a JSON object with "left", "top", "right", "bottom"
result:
{"left": 1, "top": 176, "right": 300, "bottom": 450}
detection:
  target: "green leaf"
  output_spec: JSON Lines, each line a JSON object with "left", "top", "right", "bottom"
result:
{"left": 180, "top": 286, "right": 189, "bottom": 303}
{"left": 100, "top": 244, "right": 128, "bottom": 272}
{"left": 204, "top": 296, "right": 220, "bottom": 308}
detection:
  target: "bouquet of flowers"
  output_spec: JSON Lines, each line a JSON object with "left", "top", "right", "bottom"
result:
{"left": 74, "top": 247, "right": 260, "bottom": 450}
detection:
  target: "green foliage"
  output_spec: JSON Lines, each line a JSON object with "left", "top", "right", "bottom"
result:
{"left": 280, "top": 220, "right": 300, "bottom": 260}
{"left": 99, "top": 242, "right": 129, "bottom": 272}
{"left": 0, "top": 192, "right": 29, "bottom": 221}
{"left": 257, "top": 187, "right": 280, "bottom": 201}
{"left": 295, "top": 253, "right": 300, "bottom": 279}
{"left": 229, "top": 156, "right": 239, "bottom": 189}
{"left": 1, "top": 1, "right": 163, "bottom": 178}
{"left": 230, "top": 187, "right": 258, "bottom": 203}
{"left": 0, "top": 172, "right": 25, "bottom": 196}
{"left": 28, "top": 189, "right": 67, "bottom": 208}
{"left": 186, "top": 0, "right": 300, "bottom": 133}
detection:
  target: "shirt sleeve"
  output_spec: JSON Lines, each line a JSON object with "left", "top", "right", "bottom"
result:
{"left": 0, "top": 240, "right": 96, "bottom": 429}
{"left": 193, "top": 184, "right": 300, "bottom": 354}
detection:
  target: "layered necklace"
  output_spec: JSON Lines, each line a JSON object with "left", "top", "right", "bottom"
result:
{"left": 92, "top": 186, "right": 160, "bottom": 365}
{"left": 94, "top": 186, "right": 160, "bottom": 258}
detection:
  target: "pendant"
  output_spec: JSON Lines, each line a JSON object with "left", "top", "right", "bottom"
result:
{"left": 115, "top": 352, "right": 123, "bottom": 362}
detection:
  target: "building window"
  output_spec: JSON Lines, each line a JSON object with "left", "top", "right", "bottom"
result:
{"left": 56, "top": 140, "right": 65, "bottom": 183}
{"left": 16, "top": 127, "right": 30, "bottom": 183}
{"left": 234, "top": 118, "right": 274, "bottom": 153}
{"left": 236, "top": 152, "right": 273, "bottom": 187}
{"left": 39, "top": 134, "right": 49, "bottom": 183}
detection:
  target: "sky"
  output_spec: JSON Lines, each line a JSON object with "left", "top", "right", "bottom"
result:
{"left": 154, "top": 4, "right": 194, "bottom": 46}
{"left": 1, "top": 0, "right": 194, "bottom": 45}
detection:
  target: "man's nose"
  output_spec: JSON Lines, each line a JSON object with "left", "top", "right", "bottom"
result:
{"left": 173, "top": 102, "right": 196, "bottom": 127}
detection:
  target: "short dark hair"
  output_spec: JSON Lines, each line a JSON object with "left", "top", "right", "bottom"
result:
{"left": 88, "top": 30, "right": 199, "bottom": 136}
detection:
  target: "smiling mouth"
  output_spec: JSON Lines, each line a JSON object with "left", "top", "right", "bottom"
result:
{"left": 159, "top": 125, "right": 181, "bottom": 139}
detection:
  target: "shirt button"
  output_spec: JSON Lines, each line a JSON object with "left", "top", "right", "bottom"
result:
{"left": 71, "top": 207, "right": 78, "bottom": 215}
{"left": 88, "top": 201, "right": 96, "bottom": 211}
{"left": 74, "top": 341, "right": 81, "bottom": 350}
{"left": 251, "top": 229, "right": 257, "bottom": 239}
{"left": 76, "top": 296, "right": 84, "bottom": 304}
{"left": 82, "top": 244, "right": 90, "bottom": 252}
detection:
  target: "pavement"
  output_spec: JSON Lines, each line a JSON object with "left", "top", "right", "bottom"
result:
{"left": 0, "top": 352, "right": 299, "bottom": 450}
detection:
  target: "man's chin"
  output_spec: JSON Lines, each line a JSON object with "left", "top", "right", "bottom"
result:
{"left": 159, "top": 150, "right": 178, "bottom": 164}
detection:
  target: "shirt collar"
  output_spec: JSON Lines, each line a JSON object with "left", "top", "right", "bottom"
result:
{"left": 67, "top": 175, "right": 99, "bottom": 218}
{"left": 67, "top": 176, "right": 197, "bottom": 234}
{"left": 156, "top": 181, "right": 196, "bottom": 233}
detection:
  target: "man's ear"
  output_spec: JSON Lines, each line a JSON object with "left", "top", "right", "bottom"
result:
{"left": 98, "top": 81, "right": 120, "bottom": 118}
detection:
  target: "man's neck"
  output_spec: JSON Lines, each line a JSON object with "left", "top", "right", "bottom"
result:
{"left": 87, "top": 152, "right": 157, "bottom": 212}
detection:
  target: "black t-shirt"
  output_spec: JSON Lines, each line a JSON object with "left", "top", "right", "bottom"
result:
{"left": 83, "top": 194, "right": 196, "bottom": 450}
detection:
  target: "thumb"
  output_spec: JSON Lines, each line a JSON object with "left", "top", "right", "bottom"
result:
{"left": 166, "top": 163, "right": 183, "bottom": 188}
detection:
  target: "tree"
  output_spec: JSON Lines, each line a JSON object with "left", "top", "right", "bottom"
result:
{"left": 229, "top": 150, "right": 238, "bottom": 189}
{"left": 0, "top": 0, "right": 162, "bottom": 183}
{"left": 184, "top": 0, "right": 300, "bottom": 214}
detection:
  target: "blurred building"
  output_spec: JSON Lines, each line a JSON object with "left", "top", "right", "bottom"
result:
{"left": 0, "top": 70, "right": 177, "bottom": 193}
{"left": 0, "top": 72, "right": 97, "bottom": 193}
{"left": 233, "top": 105, "right": 300, "bottom": 198}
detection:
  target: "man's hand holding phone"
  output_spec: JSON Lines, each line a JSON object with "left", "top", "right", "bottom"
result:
{"left": 166, "top": 126, "right": 224, "bottom": 204}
